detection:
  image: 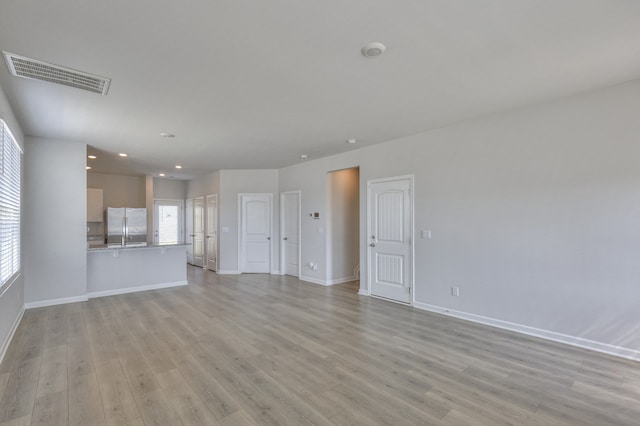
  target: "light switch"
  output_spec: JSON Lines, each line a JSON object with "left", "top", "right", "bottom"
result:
{"left": 421, "top": 230, "right": 432, "bottom": 239}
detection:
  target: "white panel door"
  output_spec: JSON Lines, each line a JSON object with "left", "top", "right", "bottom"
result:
{"left": 185, "top": 199, "right": 194, "bottom": 264}
{"left": 368, "top": 177, "right": 413, "bottom": 304}
{"left": 240, "top": 194, "right": 271, "bottom": 273}
{"left": 206, "top": 194, "right": 217, "bottom": 271}
{"left": 192, "top": 196, "right": 205, "bottom": 267}
{"left": 281, "top": 191, "right": 300, "bottom": 277}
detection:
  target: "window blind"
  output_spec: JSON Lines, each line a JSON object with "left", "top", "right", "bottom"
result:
{"left": 0, "top": 119, "right": 21, "bottom": 288}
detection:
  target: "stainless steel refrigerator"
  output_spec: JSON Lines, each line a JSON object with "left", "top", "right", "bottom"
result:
{"left": 107, "top": 207, "right": 148, "bottom": 247}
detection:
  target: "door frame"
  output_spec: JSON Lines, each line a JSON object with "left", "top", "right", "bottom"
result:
{"left": 238, "top": 193, "right": 273, "bottom": 274}
{"left": 366, "top": 174, "right": 415, "bottom": 305}
{"left": 152, "top": 199, "right": 185, "bottom": 245}
{"left": 280, "top": 190, "right": 301, "bottom": 277}
{"left": 205, "top": 194, "right": 218, "bottom": 272}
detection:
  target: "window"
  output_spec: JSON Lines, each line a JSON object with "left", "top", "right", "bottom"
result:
{"left": 0, "top": 119, "right": 21, "bottom": 289}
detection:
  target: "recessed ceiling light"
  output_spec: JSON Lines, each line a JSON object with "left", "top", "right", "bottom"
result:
{"left": 88, "top": 155, "right": 97, "bottom": 159}
{"left": 118, "top": 153, "right": 128, "bottom": 157}
{"left": 347, "top": 139, "right": 357, "bottom": 144}
{"left": 175, "top": 165, "right": 182, "bottom": 169}
{"left": 300, "top": 154, "right": 308, "bottom": 160}
{"left": 361, "top": 42, "right": 386, "bottom": 58}
{"left": 160, "top": 133, "right": 175, "bottom": 138}
{"left": 86, "top": 166, "right": 91, "bottom": 170}
{"left": 159, "top": 173, "right": 165, "bottom": 177}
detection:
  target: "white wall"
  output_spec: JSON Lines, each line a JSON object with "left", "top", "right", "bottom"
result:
{"left": 280, "top": 79, "right": 640, "bottom": 356}
{"left": 24, "top": 138, "right": 87, "bottom": 305}
{"left": 87, "top": 172, "right": 146, "bottom": 208}
{"left": 327, "top": 168, "right": 359, "bottom": 283}
{"left": 154, "top": 177, "right": 187, "bottom": 200}
{"left": 219, "top": 169, "right": 279, "bottom": 273}
{"left": 0, "top": 83, "right": 25, "bottom": 362}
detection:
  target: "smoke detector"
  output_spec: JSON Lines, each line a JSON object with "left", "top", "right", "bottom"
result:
{"left": 361, "top": 42, "right": 386, "bottom": 58}
{"left": 3, "top": 51, "right": 111, "bottom": 95}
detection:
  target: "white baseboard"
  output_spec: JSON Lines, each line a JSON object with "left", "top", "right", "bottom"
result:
{"left": 271, "top": 270, "right": 281, "bottom": 275}
{"left": 414, "top": 302, "right": 640, "bottom": 362}
{"left": 217, "top": 270, "right": 240, "bottom": 275}
{"left": 25, "top": 295, "right": 89, "bottom": 309}
{"left": 358, "top": 289, "right": 370, "bottom": 296}
{"left": 327, "top": 276, "right": 358, "bottom": 285}
{"left": 0, "top": 305, "right": 25, "bottom": 366}
{"left": 87, "top": 281, "right": 188, "bottom": 299}
{"left": 299, "top": 275, "right": 329, "bottom": 286}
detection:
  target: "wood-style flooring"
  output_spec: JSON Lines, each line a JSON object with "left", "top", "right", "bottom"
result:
{"left": 0, "top": 266, "right": 639, "bottom": 425}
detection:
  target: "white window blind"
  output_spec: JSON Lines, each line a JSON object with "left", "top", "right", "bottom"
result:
{"left": 0, "top": 119, "right": 21, "bottom": 288}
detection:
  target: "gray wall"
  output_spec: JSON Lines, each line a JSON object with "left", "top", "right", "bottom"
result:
{"left": 327, "top": 168, "right": 359, "bottom": 282}
{"left": 154, "top": 177, "right": 187, "bottom": 200}
{"left": 186, "top": 169, "right": 279, "bottom": 273}
{"left": 24, "top": 138, "right": 87, "bottom": 304}
{"left": 0, "top": 83, "right": 25, "bottom": 361}
{"left": 280, "top": 79, "right": 640, "bottom": 353}
{"left": 219, "top": 169, "right": 279, "bottom": 273}
{"left": 186, "top": 170, "right": 220, "bottom": 199}
{"left": 87, "top": 173, "right": 146, "bottom": 208}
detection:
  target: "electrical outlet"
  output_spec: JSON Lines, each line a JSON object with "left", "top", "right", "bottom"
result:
{"left": 451, "top": 286, "right": 460, "bottom": 297}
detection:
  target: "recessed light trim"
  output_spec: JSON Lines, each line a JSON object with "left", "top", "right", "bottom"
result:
{"left": 300, "top": 154, "right": 308, "bottom": 160}
{"left": 347, "top": 139, "right": 357, "bottom": 144}
{"left": 175, "top": 165, "right": 182, "bottom": 169}
{"left": 361, "top": 42, "right": 386, "bottom": 58}
{"left": 160, "top": 133, "right": 175, "bottom": 138}
{"left": 159, "top": 173, "right": 165, "bottom": 177}
{"left": 118, "top": 153, "right": 128, "bottom": 157}
{"left": 88, "top": 155, "right": 97, "bottom": 159}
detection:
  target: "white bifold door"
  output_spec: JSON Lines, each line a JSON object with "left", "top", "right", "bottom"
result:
{"left": 186, "top": 197, "right": 205, "bottom": 267}
{"left": 281, "top": 191, "right": 300, "bottom": 277}
{"left": 206, "top": 194, "right": 218, "bottom": 271}
{"left": 192, "top": 197, "right": 205, "bottom": 267}
{"left": 368, "top": 176, "right": 413, "bottom": 304}
{"left": 239, "top": 194, "right": 272, "bottom": 273}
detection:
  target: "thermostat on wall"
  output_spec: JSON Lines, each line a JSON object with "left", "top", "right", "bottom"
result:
{"left": 310, "top": 212, "right": 320, "bottom": 219}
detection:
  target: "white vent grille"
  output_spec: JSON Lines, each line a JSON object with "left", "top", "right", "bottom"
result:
{"left": 3, "top": 52, "right": 111, "bottom": 95}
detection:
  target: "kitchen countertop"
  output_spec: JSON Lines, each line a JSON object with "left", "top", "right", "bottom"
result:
{"left": 88, "top": 243, "right": 190, "bottom": 252}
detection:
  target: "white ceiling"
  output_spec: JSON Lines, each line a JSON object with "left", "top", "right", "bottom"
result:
{"left": 1, "top": 0, "right": 639, "bottom": 179}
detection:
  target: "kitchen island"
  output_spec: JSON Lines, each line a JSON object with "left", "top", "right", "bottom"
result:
{"left": 87, "top": 243, "right": 188, "bottom": 298}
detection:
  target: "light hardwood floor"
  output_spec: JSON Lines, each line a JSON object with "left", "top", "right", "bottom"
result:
{"left": 1, "top": 266, "right": 639, "bottom": 425}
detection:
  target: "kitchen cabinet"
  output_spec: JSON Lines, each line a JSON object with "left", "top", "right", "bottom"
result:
{"left": 87, "top": 188, "right": 104, "bottom": 222}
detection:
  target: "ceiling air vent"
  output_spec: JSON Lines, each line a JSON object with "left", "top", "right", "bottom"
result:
{"left": 3, "top": 51, "right": 111, "bottom": 95}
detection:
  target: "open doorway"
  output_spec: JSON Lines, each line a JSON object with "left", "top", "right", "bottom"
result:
{"left": 326, "top": 167, "right": 360, "bottom": 286}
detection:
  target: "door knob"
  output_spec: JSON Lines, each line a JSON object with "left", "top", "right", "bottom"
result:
{"left": 283, "top": 237, "right": 288, "bottom": 240}
{"left": 370, "top": 243, "right": 375, "bottom": 247}
{"left": 267, "top": 237, "right": 271, "bottom": 240}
